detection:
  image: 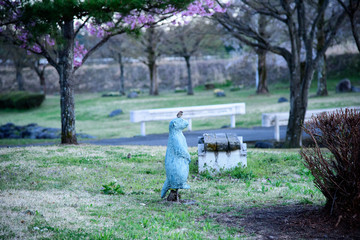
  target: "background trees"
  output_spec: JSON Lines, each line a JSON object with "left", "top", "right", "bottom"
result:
{"left": 96, "top": 34, "right": 135, "bottom": 95}
{"left": 214, "top": 6, "right": 273, "bottom": 95}
{"left": 214, "top": 0, "right": 348, "bottom": 147}
{"left": 163, "top": 20, "right": 221, "bottom": 95}
{"left": 338, "top": 0, "right": 360, "bottom": 52}
{"left": 133, "top": 24, "right": 165, "bottom": 96}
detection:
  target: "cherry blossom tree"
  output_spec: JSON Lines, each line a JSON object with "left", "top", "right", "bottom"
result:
{"left": 0, "top": 0, "right": 226, "bottom": 144}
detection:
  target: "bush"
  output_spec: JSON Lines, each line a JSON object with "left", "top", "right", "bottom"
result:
{"left": 300, "top": 108, "right": 360, "bottom": 226}
{"left": 0, "top": 91, "right": 45, "bottom": 109}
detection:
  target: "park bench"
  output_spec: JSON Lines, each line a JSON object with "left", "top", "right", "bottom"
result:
{"left": 130, "top": 103, "right": 246, "bottom": 136}
{"left": 262, "top": 106, "right": 360, "bottom": 141}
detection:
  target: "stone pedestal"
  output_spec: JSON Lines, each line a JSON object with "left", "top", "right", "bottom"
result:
{"left": 198, "top": 133, "right": 247, "bottom": 174}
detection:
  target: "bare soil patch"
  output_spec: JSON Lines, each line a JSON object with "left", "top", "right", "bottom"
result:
{"left": 205, "top": 204, "right": 360, "bottom": 239}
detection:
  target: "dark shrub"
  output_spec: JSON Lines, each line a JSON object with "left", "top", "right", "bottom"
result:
{"left": 0, "top": 91, "right": 45, "bottom": 109}
{"left": 300, "top": 108, "right": 360, "bottom": 226}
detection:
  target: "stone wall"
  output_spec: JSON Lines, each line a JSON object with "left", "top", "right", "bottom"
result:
{"left": 0, "top": 53, "right": 290, "bottom": 94}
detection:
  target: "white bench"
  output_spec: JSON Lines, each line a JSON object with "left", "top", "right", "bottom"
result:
{"left": 262, "top": 106, "right": 360, "bottom": 141}
{"left": 130, "top": 103, "right": 246, "bottom": 136}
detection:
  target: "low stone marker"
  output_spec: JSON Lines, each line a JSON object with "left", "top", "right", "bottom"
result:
{"left": 198, "top": 133, "right": 247, "bottom": 174}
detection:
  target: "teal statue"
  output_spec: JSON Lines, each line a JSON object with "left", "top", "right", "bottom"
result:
{"left": 161, "top": 112, "right": 191, "bottom": 200}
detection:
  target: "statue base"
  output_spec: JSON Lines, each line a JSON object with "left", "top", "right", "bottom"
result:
{"left": 167, "top": 189, "right": 181, "bottom": 202}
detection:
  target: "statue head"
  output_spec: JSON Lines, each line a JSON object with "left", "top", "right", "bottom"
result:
{"left": 169, "top": 117, "right": 188, "bottom": 132}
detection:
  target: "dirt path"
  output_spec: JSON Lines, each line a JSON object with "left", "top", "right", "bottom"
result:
{"left": 206, "top": 204, "right": 360, "bottom": 239}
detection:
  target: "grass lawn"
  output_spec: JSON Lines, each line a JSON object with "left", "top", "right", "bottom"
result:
{"left": 0, "top": 75, "right": 359, "bottom": 146}
{"left": 0, "top": 145, "right": 325, "bottom": 239}
{"left": 1, "top": 74, "right": 359, "bottom": 239}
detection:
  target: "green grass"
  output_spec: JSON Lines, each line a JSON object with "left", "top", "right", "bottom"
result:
{"left": 0, "top": 145, "right": 325, "bottom": 239}
{"left": 0, "top": 75, "right": 359, "bottom": 145}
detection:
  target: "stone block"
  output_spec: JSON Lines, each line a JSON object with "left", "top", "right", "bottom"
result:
{"left": 215, "top": 133, "right": 228, "bottom": 151}
{"left": 227, "top": 133, "right": 241, "bottom": 151}
{"left": 198, "top": 133, "right": 247, "bottom": 174}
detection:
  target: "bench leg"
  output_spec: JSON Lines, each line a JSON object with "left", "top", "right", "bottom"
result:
{"left": 274, "top": 116, "right": 280, "bottom": 141}
{"left": 188, "top": 119, "right": 192, "bottom": 131}
{"left": 141, "top": 122, "right": 146, "bottom": 136}
{"left": 231, "top": 115, "right": 236, "bottom": 128}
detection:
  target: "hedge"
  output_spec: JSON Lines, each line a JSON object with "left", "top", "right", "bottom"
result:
{"left": 0, "top": 91, "right": 45, "bottom": 109}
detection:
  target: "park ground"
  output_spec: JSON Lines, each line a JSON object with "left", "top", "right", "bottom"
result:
{"left": 1, "top": 145, "right": 359, "bottom": 239}
{"left": 1, "top": 74, "right": 360, "bottom": 239}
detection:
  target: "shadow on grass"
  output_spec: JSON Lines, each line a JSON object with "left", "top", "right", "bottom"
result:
{"left": 202, "top": 204, "right": 360, "bottom": 239}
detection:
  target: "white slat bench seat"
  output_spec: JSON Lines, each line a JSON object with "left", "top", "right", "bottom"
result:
{"left": 130, "top": 103, "right": 246, "bottom": 136}
{"left": 262, "top": 106, "right": 360, "bottom": 141}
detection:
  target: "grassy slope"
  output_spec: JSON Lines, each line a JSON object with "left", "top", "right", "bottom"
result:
{"left": 0, "top": 146, "right": 323, "bottom": 239}
{"left": 0, "top": 75, "right": 359, "bottom": 145}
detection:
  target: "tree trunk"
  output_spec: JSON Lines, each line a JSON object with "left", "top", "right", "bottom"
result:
{"left": 316, "top": 55, "right": 328, "bottom": 96}
{"left": 350, "top": 11, "right": 360, "bottom": 52}
{"left": 153, "top": 63, "right": 158, "bottom": 96}
{"left": 256, "top": 14, "right": 269, "bottom": 94}
{"left": 256, "top": 49, "right": 269, "bottom": 94}
{"left": 33, "top": 60, "right": 47, "bottom": 95}
{"left": 15, "top": 64, "right": 24, "bottom": 91}
{"left": 57, "top": 20, "right": 77, "bottom": 144}
{"left": 40, "top": 74, "right": 46, "bottom": 95}
{"left": 285, "top": 60, "right": 315, "bottom": 148}
{"left": 149, "top": 61, "right": 158, "bottom": 96}
{"left": 118, "top": 53, "right": 125, "bottom": 95}
{"left": 316, "top": 0, "right": 328, "bottom": 96}
{"left": 184, "top": 56, "right": 194, "bottom": 95}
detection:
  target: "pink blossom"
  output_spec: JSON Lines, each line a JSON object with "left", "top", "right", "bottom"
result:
{"left": 114, "top": 13, "right": 122, "bottom": 20}
{"left": 74, "top": 41, "right": 88, "bottom": 67}
{"left": 45, "top": 35, "right": 55, "bottom": 46}
{"left": 30, "top": 44, "right": 41, "bottom": 53}
{"left": 106, "top": 22, "right": 115, "bottom": 28}
{"left": 214, "top": 5, "right": 226, "bottom": 13}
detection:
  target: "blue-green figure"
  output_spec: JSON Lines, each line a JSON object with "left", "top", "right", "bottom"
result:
{"left": 161, "top": 117, "right": 191, "bottom": 198}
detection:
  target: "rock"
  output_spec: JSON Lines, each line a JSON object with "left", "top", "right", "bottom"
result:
{"left": 336, "top": 78, "right": 352, "bottom": 93}
{"left": 8, "top": 133, "right": 21, "bottom": 139}
{"left": 22, "top": 125, "right": 43, "bottom": 139}
{"left": 127, "top": 92, "right": 138, "bottom": 98}
{"left": 215, "top": 91, "right": 226, "bottom": 97}
{"left": 351, "top": 86, "right": 360, "bottom": 92}
{"left": 109, "top": 109, "right": 123, "bottom": 117}
{"left": 37, "top": 132, "right": 58, "bottom": 139}
{"left": 254, "top": 142, "right": 274, "bottom": 148}
{"left": 278, "top": 97, "right": 288, "bottom": 103}
{"left": 0, "top": 123, "right": 15, "bottom": 138}
{"left": 0, "top": 123, "right": 94, "bottom": 139}
{"left": 1, "top": 123, "right": 15, "bottom": 130}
